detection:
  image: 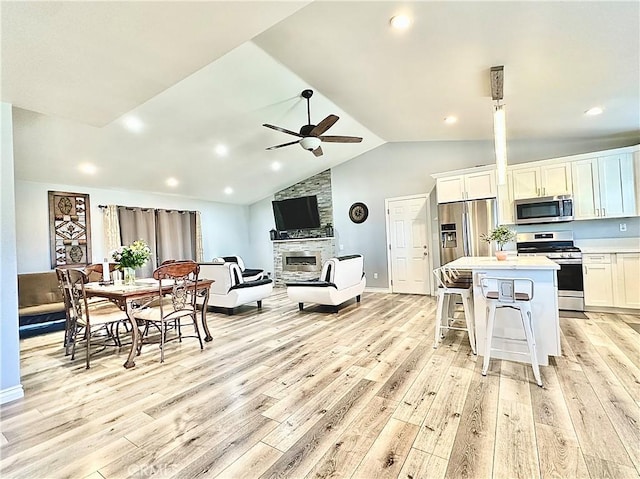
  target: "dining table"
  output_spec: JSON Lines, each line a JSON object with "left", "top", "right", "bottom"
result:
{"left": 83, "top": 278, "right": 213, "bottom": 369}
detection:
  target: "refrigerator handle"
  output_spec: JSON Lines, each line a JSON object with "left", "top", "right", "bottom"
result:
{"left": 461, "top": 210, "right": 470, "bottom": 256}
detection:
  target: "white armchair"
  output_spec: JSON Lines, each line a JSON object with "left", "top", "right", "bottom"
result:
{"left": 287, "top": 254, "right": 366, "bottom": 312}
{"left": 218, "top": 255, "right": 265, "bottom": 282}
{"left": 198, "top": 260, "right": 273, "bottom": 315}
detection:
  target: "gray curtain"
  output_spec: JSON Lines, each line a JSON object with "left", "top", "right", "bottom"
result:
{"left": 118, "top": 207, "right": 157, "bottom": 278}
{"left": 156, "top": 210, "right": 196, "bottom": 264}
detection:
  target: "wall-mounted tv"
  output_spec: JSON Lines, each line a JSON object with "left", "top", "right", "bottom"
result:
{"left": 272, "top": 195, "right": 321, "bottom": 231}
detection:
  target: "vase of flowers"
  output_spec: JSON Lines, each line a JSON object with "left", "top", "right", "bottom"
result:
{"left": 112, "top": 240, "right": 152, "bottom": 284}
{"left": 481, "top": 225, "right": 516, "bottom": 261}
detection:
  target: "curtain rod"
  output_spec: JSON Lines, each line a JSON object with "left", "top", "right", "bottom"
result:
{"left": 98, "top": 204, "right": 197, "bottom": 215}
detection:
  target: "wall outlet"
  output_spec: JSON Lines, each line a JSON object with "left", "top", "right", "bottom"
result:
{"left": 620, "top": 223, "right": 627, "bottom": 232}
{"left": 339, "top": 244, "right": 344, "bottom": 251}
{"left": 373, "top": 272, "right": 378, "bottom": 279}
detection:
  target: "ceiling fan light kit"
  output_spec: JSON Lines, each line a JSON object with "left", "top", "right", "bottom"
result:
{"left": 300, "top": 137, "right": 321, "bottom": 151}
{"left": 263, "top": 89, "right": 363, "bottom": 157}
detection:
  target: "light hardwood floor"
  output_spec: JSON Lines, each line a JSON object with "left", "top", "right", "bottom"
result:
{"left": 1, "top": 289, "right": 639, "bottom": 479}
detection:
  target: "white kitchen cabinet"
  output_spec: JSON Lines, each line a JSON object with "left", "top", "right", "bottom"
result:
{"left": 436, "top": 169, "right": 496, "bottom": 203}
{"left": 572, "top": 154, "right": 635, "bottom": 220}
{"left": 583, "top": 254, "right": 614, "bottom": 307}
{"left": 512, "top": 162, "right": 572, "bottom": 200}
{"left": 583, "top": 252, "right": 640, "bottom": 309}
{"left": 614, "top": 253, "right": 640, "bottom": 309}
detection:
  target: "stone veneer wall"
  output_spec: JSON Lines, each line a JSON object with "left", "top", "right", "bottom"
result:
{"left": 273, "top": 238, "right": 336, "bottom": 286}
{"left": 274, "top": 169, "right": 333, "bottom": 237}
{"left": 272, "top": 169, "right": 335, "bottom": 284}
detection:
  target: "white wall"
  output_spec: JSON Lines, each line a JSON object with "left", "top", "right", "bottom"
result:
{"left": 247, "top": 195, "right": 276, "bottom": 275}
{"left": 1, "top": 102, "right": 23, "bottom": 404}
{"left": 14, "top": 181, "right": 251, "bottom": 273}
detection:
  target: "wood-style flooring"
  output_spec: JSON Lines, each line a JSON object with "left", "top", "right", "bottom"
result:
{"left": 1, "top": 289, "right": 639, "bottom": 478}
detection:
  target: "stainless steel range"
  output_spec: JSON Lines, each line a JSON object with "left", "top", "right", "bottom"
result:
{"left": 516, "top": 231, "right": 584, "bottom": 311}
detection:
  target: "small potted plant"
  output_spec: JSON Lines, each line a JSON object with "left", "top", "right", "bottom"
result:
{"left": 481, "top": 225, "right": 516, "bottom": 260}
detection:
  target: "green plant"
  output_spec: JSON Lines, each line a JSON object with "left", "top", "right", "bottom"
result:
{"left": 481, "top": 225, "right": 516, "bottom": 251}
{"left": 112, "top": 240, "right": 152, "bottom": 269}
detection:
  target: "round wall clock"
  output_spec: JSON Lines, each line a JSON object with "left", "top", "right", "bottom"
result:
{"left": 349, "top": 202, "right": 369, "bottom": 224}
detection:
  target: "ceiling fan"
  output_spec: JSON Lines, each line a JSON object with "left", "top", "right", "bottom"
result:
{"left": 263, "top": 89, "right": 363, "bottom": 157}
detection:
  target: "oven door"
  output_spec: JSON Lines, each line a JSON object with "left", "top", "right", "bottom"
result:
{"left": 555, "top": 259, "right": 584, "bottom": 311}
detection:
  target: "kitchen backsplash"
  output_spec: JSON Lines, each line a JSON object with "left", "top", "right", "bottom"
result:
{"left": 514, "top": 216, "right": 640, "bottom": 239}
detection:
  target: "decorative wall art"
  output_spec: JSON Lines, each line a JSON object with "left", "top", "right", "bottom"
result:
{"left": 48, "top": 190, "right": 92, "bottom": 268}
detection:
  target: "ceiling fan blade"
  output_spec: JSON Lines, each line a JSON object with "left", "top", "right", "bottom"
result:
{"left": 319, "top": 135, "right": 363, "bottom": 143}
{"left": 266, "top": 139, "right": 301, "bottom": 150}
{"left": 310, "top": 115, "right": 339, "bottom": 136}
{"left": 263, "top": 124, "right": 303, "bottom": 137}
{"left": 312, "top": 146, "right": 323, "bottom": 157}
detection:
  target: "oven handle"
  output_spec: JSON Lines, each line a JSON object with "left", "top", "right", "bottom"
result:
{"left": 553, "top": 259, "right": 583, "bottom": 265}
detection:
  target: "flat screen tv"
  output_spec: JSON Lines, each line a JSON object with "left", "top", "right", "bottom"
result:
{"left": 272, "top": 195, "right": 321, "bottom": 231}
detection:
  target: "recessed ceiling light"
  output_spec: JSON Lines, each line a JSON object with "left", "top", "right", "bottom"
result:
{"left": 122, "top": 115, "right": 144, "bottom": 133}
{"left": 224, "top": 186, "right": 233, "bottom": 195}
{"left": 215, "top": 144, "right": 228, "bottom": 156}
{"left": 390, "top": 15, "right": 412, "bottom": 30}
{"left": 78, "top": 163, "right": 97, "bottom": 174}
{"left": 271, "top": 161, "right": 282, "bottom": 171}
{"left": 166, "top": 177, "right": 179, "bottom": 187}
{"left": 585, "top": 106, "right": 603, "bottom": 116}
{"left": 444, "top": 116, "right": 458, "bottom": 124}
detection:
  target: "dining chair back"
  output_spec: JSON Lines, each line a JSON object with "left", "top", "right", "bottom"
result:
{"left": 56, "top": 268, "right": 75, "bottom": 355}
{"left": 58, "top": 268, "right": 127, "bottom": 368}
{"left": 133, "top": 260, "right": 204, "bottom": 363}
{"left": 84, "top": 262, "right": 119, "bottom": 283}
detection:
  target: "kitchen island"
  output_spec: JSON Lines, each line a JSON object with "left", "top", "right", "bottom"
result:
{"left": 445, "top": 256, "right": 560, "bottom": 366}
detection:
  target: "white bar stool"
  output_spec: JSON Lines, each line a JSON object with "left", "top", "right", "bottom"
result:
{"left": 479, "top": 277, "right": 542, "bottom": 387}
{"left": 432, "top": 266, "right": 476, "bottom": 354}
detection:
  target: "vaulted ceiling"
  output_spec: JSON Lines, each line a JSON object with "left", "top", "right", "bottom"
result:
{"left": 2, "top": 1, "right": 638, "bottom": 205}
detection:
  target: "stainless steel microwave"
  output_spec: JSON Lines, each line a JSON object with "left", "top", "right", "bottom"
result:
{"left": 514, "top": 195, "right": 574, "bottom": 225}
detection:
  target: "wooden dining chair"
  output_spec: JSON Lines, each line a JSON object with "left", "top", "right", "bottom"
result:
{"left": 59, "top": 268, "right": 129, "bottom": 368}
{"left": 133, "top": 260, "right": 204, "bottom": 363}
{"left": 84, "top": 262, "right": 119, "bottom": 283}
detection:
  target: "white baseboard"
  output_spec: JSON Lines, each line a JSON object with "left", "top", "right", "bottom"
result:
{"left": 0, "top": 384, "right": 24, "bottom": 405}
{"left": 364, "top": 287, "right": 391, "bottom": 294}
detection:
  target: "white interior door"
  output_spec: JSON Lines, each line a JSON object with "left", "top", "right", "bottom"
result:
{"left": 387, "top": 195, "right": 430, "bottom": 294}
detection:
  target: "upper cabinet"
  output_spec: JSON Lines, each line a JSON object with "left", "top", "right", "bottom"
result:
{"left": 436, "top": 168, "right": 496, "bottom": 203}
{"left": 572, "top": 154, "right": 635, "bottom": 220}
{"left": 511, "top": 162, "right": 572, "bottom": 200}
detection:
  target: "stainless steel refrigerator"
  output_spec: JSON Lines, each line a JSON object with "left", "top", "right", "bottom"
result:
{"left": 438, "top": 198, "right": 498, "bottom": 264}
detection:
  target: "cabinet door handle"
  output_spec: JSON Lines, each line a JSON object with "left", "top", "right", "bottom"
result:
{"left": 596, "top": 208, "right": 600, "bottom": 217}
{"left": 602, "top": 207, "right": 606, "bottom": 217}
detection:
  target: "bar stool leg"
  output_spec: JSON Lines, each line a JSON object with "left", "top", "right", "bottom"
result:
{"left": 434, "top": 290, "right": 446, "bottom": 348}
{"left": 520, "top": 303, "right": 543, "bottom": 387}
{"left": 460, "top": 291, "right": 477, "bottom": 355}
{"left": 482, "top": 302, "right": 497, "bottom": 376}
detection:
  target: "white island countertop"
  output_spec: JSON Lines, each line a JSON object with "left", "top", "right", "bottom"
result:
{"left": 446, "top": 255, "right": 560, "bottom": 270}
